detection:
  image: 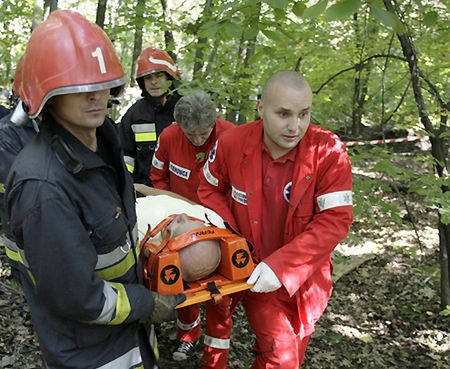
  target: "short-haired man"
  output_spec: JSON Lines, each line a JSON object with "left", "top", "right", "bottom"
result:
{"left": 198, "top": 71, "right": 353, "bottom": 368}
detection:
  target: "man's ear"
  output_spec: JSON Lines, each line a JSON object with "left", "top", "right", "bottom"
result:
{"left": 256, "top": 99, "right": 263, "bottom": 117}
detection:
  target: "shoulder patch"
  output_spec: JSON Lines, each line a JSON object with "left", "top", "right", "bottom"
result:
{"left": 208, "top": 140, "right": 218, "bottom": 163}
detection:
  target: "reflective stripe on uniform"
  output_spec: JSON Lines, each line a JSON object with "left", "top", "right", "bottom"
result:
{"left": 124, "top": 156, "right": 135, "bottom": 174}
{"left": 152, "top": 155, "right": 165, "bottom": 170}
{"left": 203, "top": 335, "right": 230, "bottom": 349}
{"left": 317, "top": 190, "right": 353, "bottom": 211}
{"left": 132, "top": 124, "right": 157, "bottom": 142}
{"left": 96, "top": 345, "right": 142, "bottom": 369}
{"left": 95, "top": 241, "right": 141, "bottom": 281}
{"left": 90, "top": 282, "right": 118, "bottom": 324}
{"left": 169, "top": 162, "right": 190, "bottom": 180}
{"left": 231, "top": 186, "right": 247, "bottom": 205}
{"left": 107, "top": 282, "right": 131, "bottom": 325}
{"left": 96, "top": 224, "right": 138, "bottom": 270}
{"left": 203, "top": 161, "right": 218, "bottom": 186}
{"left": 176, "top": 314, "right": 201, "bottom": 331}
{"left": 2, "top": 237, "right": 36, "bottom": 283}
{"left": 0, "top": 183, "right": 4, "bottom": 193}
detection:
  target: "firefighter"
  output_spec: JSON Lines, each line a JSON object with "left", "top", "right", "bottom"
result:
{"left": 198, "top": 71, "right": 354, "bottom": 368}
{"left": 150, "top": 91, "right": 235, "bottom": 364}
{"left": 0, "top": 103, "right": 37, "bottom": 276}
{"left": 0, "top": 55, "right": 38, "bottom": 277}
{"left": 4, "top": 10, "right": 185, "bottom": 369}
{"left": 119, "top": 47, "right": 182, "bottom": 187}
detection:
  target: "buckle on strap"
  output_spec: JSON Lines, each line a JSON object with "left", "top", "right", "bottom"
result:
{"left": 207, "top": 281, "right": 223, "bottom": 304}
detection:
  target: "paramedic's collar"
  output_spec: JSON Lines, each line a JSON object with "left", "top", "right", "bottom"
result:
{"left": 262, "top": 142, "right": 297, "bottom": 163}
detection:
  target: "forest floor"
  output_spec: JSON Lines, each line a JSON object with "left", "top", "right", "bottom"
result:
{"left": 0, "top": 153, "right": 449, "bottom": 368}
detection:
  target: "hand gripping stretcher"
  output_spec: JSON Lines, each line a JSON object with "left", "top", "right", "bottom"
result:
{"left": 140, "top": 215, "right": 255, "bottom": 308}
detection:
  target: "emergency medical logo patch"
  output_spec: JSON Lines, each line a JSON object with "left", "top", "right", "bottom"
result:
{"left": 232, "top": 249, "right": 250, "bottom": 268}
{"left": 283, "top": 181, "right": 292, "bottom": 203}
{"left": 195, "top": 152, "right": 206, "bottom": 162}
{"left": 208, "top": 140, "right": 218, "bottom": 162}
{"left": 160, "top": 265, "right": 180, "bottom": 285}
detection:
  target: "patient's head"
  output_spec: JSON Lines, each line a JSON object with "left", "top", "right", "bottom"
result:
{"left": 165, "top": 213, "right": 221, "bottom": 282}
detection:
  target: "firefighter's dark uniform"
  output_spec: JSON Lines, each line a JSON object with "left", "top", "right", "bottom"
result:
{"left": 119, "top": 93, "right": 181, "bottom": 186}
{"left": 0, "top": 113, "right": 37, "bottom": 275}
{"left": 5, "top": 115, "right": 158, "bottom": 369}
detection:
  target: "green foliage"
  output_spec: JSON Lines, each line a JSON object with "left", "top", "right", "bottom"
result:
{"left": 423, "top": 11, "right": 438, "bottom": 26}
{"left": 303, "top": 0, "right": 329, "bottom": 19}
{"left": 324, "top": 0, "right": 362, "bottom": 21}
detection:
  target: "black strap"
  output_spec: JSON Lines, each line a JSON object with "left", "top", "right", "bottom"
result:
{"left": 50, "top": 135, "right": 85, "bottom": 179}
{"left": 207, "top": 281, "right": 220, "bottom": 296}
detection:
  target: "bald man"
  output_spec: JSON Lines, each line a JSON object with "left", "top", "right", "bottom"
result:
{"left": 198, "top": 70, "right": 353, "bottom": 368}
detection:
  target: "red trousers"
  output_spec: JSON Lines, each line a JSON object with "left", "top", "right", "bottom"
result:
{"left": 243, "top": 290, "right": 310, "bottom": 369}
{"left": 177, "top": 295, "right": 241, "bottom": 369}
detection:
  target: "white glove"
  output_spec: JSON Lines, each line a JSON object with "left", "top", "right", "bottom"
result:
{"left": 246, "top": 262, "right": 282, "bottom": 293}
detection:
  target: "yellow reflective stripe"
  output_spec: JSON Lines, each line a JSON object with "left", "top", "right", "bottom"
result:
{"left": 95, "top": 242, "right": 141, "bottom": 281}
{"left": 135, "top": 132, "right": 157, "bottom": 142}
{"left": 126, "top": 163, "right": 135, "bottom": 173}
{"left": 107, "top": 282, "right": 131, "bottom": 325}
{"left": 0, "top": 183, "right": 4, "bottom": 193}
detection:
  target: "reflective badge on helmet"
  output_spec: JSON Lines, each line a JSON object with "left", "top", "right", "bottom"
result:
{"left": 160, "top": 265, "right": 180, "bottom": 285}
{"left": 232, "top": 249, "right": 250, "bottom": 268}
{"left": 283, "top": 181, "right": 292, "bottom": 203}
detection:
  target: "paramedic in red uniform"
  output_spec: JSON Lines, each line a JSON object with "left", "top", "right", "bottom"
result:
{"left": 150, "top": 91, "right": 235, "bottom": 366}
{"left": 198, "top": 70, "right": 353, "bottom": 368}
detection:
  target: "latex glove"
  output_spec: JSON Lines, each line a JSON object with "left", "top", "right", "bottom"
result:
{"left": 246, "top": 262, "right": 282, "bottom": 293}
{"left": 149, "top": 293, "right": 186, "bottom": 324}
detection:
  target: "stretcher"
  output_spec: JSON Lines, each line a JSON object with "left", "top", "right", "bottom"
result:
{"left": 140, "top": 215, "right": 255, "bottom": 308}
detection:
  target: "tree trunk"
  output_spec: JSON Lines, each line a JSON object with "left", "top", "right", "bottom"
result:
{"left": 129, "top": 0, "right": 145, "bottom": 86}
{"left": 384, "top": 0, "right": 450, "bottom": 307}
{"left": 96, "top": 0, "right": 108, "bottom": 29}
{"left": 225, "top": 2, "right": 261, "bottom": 124}
{"left": 159, "top": 0, "right": 177, "bottom": 61}
{"left": 192, "top": 0, "right": 213, "bottom": 79}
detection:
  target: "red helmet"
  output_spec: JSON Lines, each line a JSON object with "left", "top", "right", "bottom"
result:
{"left": 135, "top": 47, "right": 180, "bottom": 81}
{"left": 19, "top": 10, "right": 126, "bottom": 118}
{"left": 12, "top": 54, "right": 25, "bottom": 97}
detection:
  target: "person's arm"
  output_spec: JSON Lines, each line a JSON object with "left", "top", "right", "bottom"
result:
{"left": 150, "top": 133, "right": 170, "bottom": 190}
{"left": 263, "top": 137, "right": 353, "bottom": 297}
{"left": 118, "top": 111, "right": 137, "bottom": 176}
{"left": 197, "top": 140, "right": 238, "bottom": 230}
{"left": 8, "top": 181, "right": 178, "bottom": 324}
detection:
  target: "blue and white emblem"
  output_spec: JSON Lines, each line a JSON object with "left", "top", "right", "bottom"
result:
{"left": 283, "top": 181, "right": 292, "bottom": 203}
{"left": 208, "top": 140, "right": 218, "bottom": 163}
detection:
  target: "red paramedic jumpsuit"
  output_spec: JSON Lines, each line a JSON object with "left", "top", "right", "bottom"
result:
{"left": 151, "top": 119, "right": 236, "bottom": 368}
{"left": 198, "top": 120, "right": 353, "bottom": 368}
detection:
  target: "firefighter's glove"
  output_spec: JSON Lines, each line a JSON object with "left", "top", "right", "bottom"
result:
{"left": 149, "top": 293, "right": 186, "bottom": 324}
{"left": 247, "top": 262, "right": 282, "bottom": 293}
